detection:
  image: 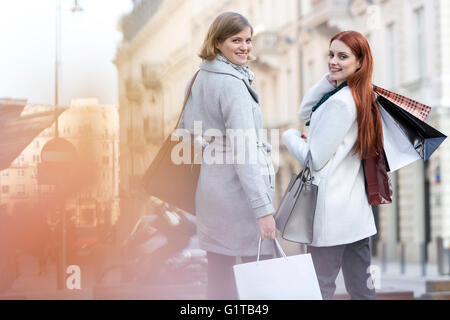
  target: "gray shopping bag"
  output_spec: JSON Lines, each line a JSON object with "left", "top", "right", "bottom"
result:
{"left": 275, "top": 151, "right": 317, "bottom": 244}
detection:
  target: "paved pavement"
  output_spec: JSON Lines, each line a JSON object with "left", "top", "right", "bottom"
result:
{"left": 335, "top": 258, "right": 450, "bottom": 299}
{"left": 2, "top": 251, "right": 450, "bottom": 300}
{"left": 1, "top": 254, "right": 94, "bottom": 300}
{"left": 280, "top": 239, "right": 450, "bottom": 299}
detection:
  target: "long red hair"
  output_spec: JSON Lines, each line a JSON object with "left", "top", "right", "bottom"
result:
{"left": 330, "top": 31, "right": 383, "bottom": 159}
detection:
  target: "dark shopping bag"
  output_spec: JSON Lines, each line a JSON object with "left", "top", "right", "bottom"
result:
{"left": 363, "top": 149, "right": 392, "bottom": 205}
{"left": 142, "top": 71, "right": 200, "bottom": 215}
{"left": 376, "top": 93, "right": 447, "bottom": 162}
{"left": 362, "top": 86, "right": 446, "bottom": 205}
{"left": 362, "top": 103, "right": 393, "bottom": 206}
{"left": 374, "top": 85, "right": 431, "bottom": 121}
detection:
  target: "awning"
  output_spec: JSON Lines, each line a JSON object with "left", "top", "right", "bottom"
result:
{"left": 0, "top": 102, "right": 67, "bottom": 170}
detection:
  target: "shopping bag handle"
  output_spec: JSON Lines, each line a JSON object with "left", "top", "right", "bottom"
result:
{"left": 288, "top": 151, "right": 313, "bottom": 191}
{"left": 257, "top": 237, "right": 287, "bottom": 262}
{"left": 292, "top": 151, "right": 314, "bottom": 198}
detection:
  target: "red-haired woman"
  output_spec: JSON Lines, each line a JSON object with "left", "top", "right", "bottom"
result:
{"left": 282, "top": 31, "right": 382, "bottom": 300}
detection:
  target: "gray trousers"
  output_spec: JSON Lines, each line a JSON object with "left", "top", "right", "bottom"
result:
{"left": 307, "top": 238, "right": 376, "bottom": 300}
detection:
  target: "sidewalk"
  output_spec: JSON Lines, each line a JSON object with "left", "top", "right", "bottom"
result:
{"left": 3, "top": 252, "right": 450, "bottom": 300}
{"left": 0, "top": 243, "right": 206, "bottom": 300}
{"left": 0, "top": 255, "right": 94, "bottom": 300}
{"left": 335, "top": 259, "right": 450, "bottom": 299}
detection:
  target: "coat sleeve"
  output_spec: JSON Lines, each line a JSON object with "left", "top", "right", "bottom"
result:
{"left": 285, "top": 98, "right": 356, "bottom": 171}
{"left": 282, "top": 129, "right": 309, "bottom": 166}
{"left": 299, "top": 73, "right": 336, "bottom": 121}
{"left": 220, "top": 79, "right": 275, "bottom": 219}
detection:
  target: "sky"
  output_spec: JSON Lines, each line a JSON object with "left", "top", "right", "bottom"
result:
{"left": 0, "top": 0, "right": 133, "bottom": 106}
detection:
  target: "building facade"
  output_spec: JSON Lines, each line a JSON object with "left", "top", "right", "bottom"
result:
{"left": 115, "top": 0, "right": 450, "bottom": 263}
{"left": 58, "top": 99, "right": 120, "bottom": 229}
{"left": 0, "top": 99, "right": 120, "bottom": 234}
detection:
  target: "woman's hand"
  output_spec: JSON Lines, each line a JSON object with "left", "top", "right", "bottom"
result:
{"left": 258, "top": 214, "right": 276, "bottom": 240}
{"left": 326, "top": 74, "right": 338, "bottom": 88}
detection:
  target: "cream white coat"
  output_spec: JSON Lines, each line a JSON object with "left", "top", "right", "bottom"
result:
{"left": 283, "top": 74, "right": 377, "bottom": 247}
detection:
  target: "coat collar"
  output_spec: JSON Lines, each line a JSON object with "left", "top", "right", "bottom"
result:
{"left": 200, "top": 59, "right": 259, "bottom": 103}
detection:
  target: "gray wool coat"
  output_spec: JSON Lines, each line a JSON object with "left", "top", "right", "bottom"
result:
{"left": 180, "top": 58, "right": 276, "bottom": 256}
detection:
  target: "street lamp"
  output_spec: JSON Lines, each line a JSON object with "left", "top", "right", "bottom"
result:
{"left": 53, "top": 0, "right": 84, "bottom": 290}
{"left": 71, "top": 0, "right": 84, "bottom": 13}
{"left": 55, "top": 0, "right": 83, "bottom": 138}
{"left": 55, "top": 0, "right": 61, "bottom": 138}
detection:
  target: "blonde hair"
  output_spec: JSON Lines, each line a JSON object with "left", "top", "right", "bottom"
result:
{"left": 199, "top": 12, "right": 254, "bottom": 61}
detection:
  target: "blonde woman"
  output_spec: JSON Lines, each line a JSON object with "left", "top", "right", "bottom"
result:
{"left": 180, "top": 12, "right": 276, "bottom": 300}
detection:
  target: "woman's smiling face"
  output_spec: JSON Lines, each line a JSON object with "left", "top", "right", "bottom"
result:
{"left": 216, "top": 27, "right": 252, "bottom": 66}
{"left": 328, "top": 39, "right": 361, "bottom": 86}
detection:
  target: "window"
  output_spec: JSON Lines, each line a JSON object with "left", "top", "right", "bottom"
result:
{"left": 272, "top": 75, "right": 278, "bottom": 122}
{"left": 2, "top": 171, "right": 8, "bottom": 176}
{"left": 79, "top": 124, "right": 93, "bottom": 135}
{"left": 81, "top": 208, "right": 95, "bottom": 225}
{"left": 103, "top": 157, "right": 109, "bottom": 165}
{"left": 17, "top": 185, "right": 25, "bottom": 196}
{"left": 386, "top": 23, "right": 397, "bottom": 89}
{"left": 16, "top": 155, "right": 25, "bottom": 166}
{"left": 307, "top": 60, "right": 315, "bottom": 88}
{"left": 414, "top": 7, "right": 425, "bottom": 80}
{"left": 286, "top": 69, "right": 293, "bottom": 120}
{"left": 365, "top": 33, "right": 372, "bottom": 46}
{"left": 2, "top": 185, "right": 9, "bottom": 193}
{"left": 127, "top": 127, "right": 133, "bottom": 143}
{"left": 143, "top": 117, "right": 149, "bottom": 136}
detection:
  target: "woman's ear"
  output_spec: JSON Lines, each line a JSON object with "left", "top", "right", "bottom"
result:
{"left": 357, "top": 59, "right": 362, "bottom": 71}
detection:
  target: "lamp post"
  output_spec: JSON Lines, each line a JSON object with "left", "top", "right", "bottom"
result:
{"left": 53, "top": 0, "right": 84, "bottom": 290}
{"left": 55, "top": 0, "right": 61, "bottom": 138}
{"left": 55, "top": 0, "right": 84, "bottom": 138}
{"left": 71, "top": 0, "right": 83, "bottom": 12}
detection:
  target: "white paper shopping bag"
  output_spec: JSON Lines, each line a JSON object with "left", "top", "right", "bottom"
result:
{"left": 233, "top": 239, "right": 322, "bottom": 300}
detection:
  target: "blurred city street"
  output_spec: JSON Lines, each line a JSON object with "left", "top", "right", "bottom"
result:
{"left": 336, "top": 259, "right": 450, "bottom": 299}
{"left": 0, "top": 235, "right": 207, "bottom": 300}
{"left": 2, "top": 242, "right": 450, "bottom": 300}
{"left": 1, "top": 0, "right": 450, "bottom": 302}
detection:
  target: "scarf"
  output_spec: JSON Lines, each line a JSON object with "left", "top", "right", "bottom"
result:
{"left": 306, "top": 81, "right": 348, "bottom": 126}
{"left": 216, "top": 54, "right": 255, "bottom": 85}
